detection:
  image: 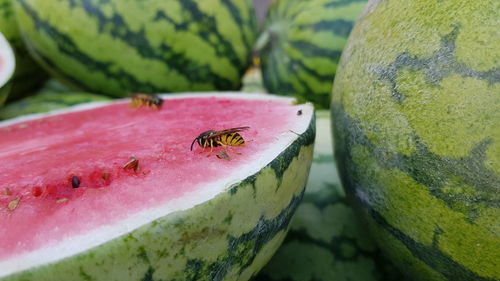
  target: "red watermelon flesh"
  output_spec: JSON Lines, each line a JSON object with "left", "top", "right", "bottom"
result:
{"left": 0, "top": 94, "right": 311, "bottom": 267}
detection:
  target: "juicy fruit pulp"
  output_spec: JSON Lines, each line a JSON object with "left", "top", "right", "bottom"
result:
{"left": 331, "top": 0, "right": 500, "bottom": 280}
{"left": 0, "top": 93, "right": 314, "bottom": 280}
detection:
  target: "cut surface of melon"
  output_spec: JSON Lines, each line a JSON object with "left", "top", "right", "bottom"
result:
{"left": 0, "top": 93, "right": 313, "bottom": 277}
{"left": 0, "top": 32, "right": 15, "bottom": 88}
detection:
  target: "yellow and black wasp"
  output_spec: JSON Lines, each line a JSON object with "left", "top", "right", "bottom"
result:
{"left": 190, "top": 127, "right": 250, "bottom": 155}
{"left": 130, "top": 93, "right": 163, "bottom": 109}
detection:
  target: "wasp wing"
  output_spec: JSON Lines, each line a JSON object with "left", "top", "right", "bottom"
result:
{"left": 209, "top": 126, "right": 250, "bottom": 138}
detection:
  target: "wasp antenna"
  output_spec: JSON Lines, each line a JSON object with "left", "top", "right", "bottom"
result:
{"left": 190, "top": 138, "right": 197, "bottom": 151}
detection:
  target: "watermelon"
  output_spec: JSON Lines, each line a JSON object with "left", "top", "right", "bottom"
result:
{"left": 331, "top": 0, "right": 500, "bottom": 280}
{"left": 257, "top": 0, "right": 367, "bottom": 109}
{"left": 0, "top": 93, "right": 315, "bottom": 281}
{"left": 254, "top": 111, "right": 404, "bottom": 281}
{"left": 0, "top": 0, "right": 47, "bottom": 100}
{"left": 13, "top": 0, "right": 258, "bottom": 97}
{"left": 0, "top": 90, "right": 111, "bottom": 120}
{"left": 0, "top": 31, "right": 15, "bottom": 105}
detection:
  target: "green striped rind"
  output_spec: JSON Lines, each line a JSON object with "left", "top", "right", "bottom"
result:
{"left": 0, "top": 89, "right": 111, "bottom": 120}
{"left": 255, "top": 111, "right": 404, "bottom": 281}
{"left": 331, "top": 0, "right": 500, "bottom": 280}
{"left": 2, "top": 106, "right": 315, "bottom": 281}
{"left": 0, "top": 0, "right": 47, "bottom": 99}
{"left": 14, "top": 0, "right": 257, "bottom": 97}
{"left": 259, "top": 0, "right": 366, "bottom": 109}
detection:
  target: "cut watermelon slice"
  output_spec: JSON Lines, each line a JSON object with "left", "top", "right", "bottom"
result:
{"left": 0, "top": 32, "right": 15, "bottom": 105}
{"left": 0, "top": 93, "right": 315, "bottom": 281}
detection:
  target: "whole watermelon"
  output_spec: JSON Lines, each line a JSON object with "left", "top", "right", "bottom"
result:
{"left": 0, "top": 0, "right": 47, "bottom": 99}
{"left": 254, "top": 111, "right": 404, "bottom": 281}
{"left": 258, "top": 0, "right": 367, "bottom": 109}
{"left": 13, "top": 0, "right": 258, "bottom": 96}
{"left": 331, "top": 0, "right": 500, "bottom": 281}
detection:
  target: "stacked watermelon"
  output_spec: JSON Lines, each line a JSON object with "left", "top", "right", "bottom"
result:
{"left": 332, "top": 0, "right": 500, "bottom": 280}
{"left": 257, "top": 0, "right": 367, "bottom": 108}
{"left": 12, "top": 0, "right": 258, "bottom": 96}
{"left": 0, "top": 79, "right": 111, "bottom": 120}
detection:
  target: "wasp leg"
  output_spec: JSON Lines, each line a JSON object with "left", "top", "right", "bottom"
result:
{"left": 217, "top": 142, "right": 241, "bottom": 155}
{"left": 206, "top": 146, "right": 214, "bottom": 157}
{"left": 227, "top": 147, "right": 241, "bottom": 155}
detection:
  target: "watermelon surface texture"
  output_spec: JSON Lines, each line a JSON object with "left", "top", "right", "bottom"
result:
{"left": 331, "top": 0, "right": 500, "bottom": 280}
{"left": 258, "top": 0, "right": 367, "bottom": 109}
{"left": 254, "top": 111, "right": 405, "bottom": 281}
{"left": 0, "top": 90, "right": 111, "bottom": 120}
{"left": 13, "top": 0, "right": 258, "bottom": 96}
{"left": 0, "top": 0, "right": 47, "bottom": 99}
{"left": 0, "top": 93, "right": 315, "bottom": 281}
{"left": 0, "top": 31, "right": 15, "bottom": 105}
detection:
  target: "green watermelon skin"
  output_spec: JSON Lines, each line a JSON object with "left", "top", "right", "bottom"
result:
{"left": 0, "top": 0, "right": 47, "bottom": 99}
{"left": 259, "top": 0, "right": 366, "bottom": 109}
{"left": 0, "top": 86, "right": 111, "bottom": 120}
{"left": 13, "top": 0, "right": 258, "bottom": 97}
{"left": 331, "top": 0, "right": 500, "bottom": 280}
{"left": 254, "top": 111, "right": 404, "bottom": 281}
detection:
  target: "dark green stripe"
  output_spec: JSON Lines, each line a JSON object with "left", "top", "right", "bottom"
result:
{"left": 183, "top": 188, "right": 306, "bottom": 281}
{"left": 176, "top": 0, "right": 247, "bottom": 72}
{"left": 289, "top": 40, "right": 344, "bottom": 59}
{"left": 362, "top": 200, "right": 497, "bottom": 281}
{"left": 332, "top": 103, "right": 500, "bottom": 217}
{"left": 332, "top": 103, "right": 499, "bottom": 279}
{"left": 266, "top": 48, "right": 334, "bottom": 97}
{"left": 220, "top": 0, "right": 254, "bottom": 56}
{"left": 80, "top": 0, "right": 240, "bottom": 88}
{"left": 18, "top": 0, "right": 169, "bottom": 94}
{"left": 141, "top": 267, "right": 154, "bottom": 281}
{"left": 297, "top": 19, "right": 355, "bottom": 38}
{"left": 18, "top": 0, "right": 248, "bottom": 93}
{"left": 376, "top": 24, "right": 500, "bottom": 103}
{"left": 262, "top": 53, "right": 332, "bottom": 108}
{"left": 0, "top": 0, "right": 13, "bottom": 18}
{"left": 324, "top": 0, "right": 368, "bottom": 8}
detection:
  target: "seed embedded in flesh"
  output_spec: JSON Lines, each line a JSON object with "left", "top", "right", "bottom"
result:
{"left": 7, "top": 198, "right": 21, "bottom": 211}
{"left": 1, "top": 188, "right": 12, "bottom": 196}
{"left": 123, "top": 157, "right": 139, "bottom": 173}
{"left": 72, "top": 176, "right": 80, "bottom": 188}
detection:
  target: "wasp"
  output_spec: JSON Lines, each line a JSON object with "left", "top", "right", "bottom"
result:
{"left": 190, "top": 127, "right": 250, "bottom": 153}
{"left": 130, "top": 93, "right": 163, "bottom": 109}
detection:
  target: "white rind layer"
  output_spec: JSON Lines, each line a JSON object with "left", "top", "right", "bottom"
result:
{"left": 0, "top": 32, "right": 15, "bottom": 88}
{"left": 0, "top": 92, "right": 314, "bottom": 277}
